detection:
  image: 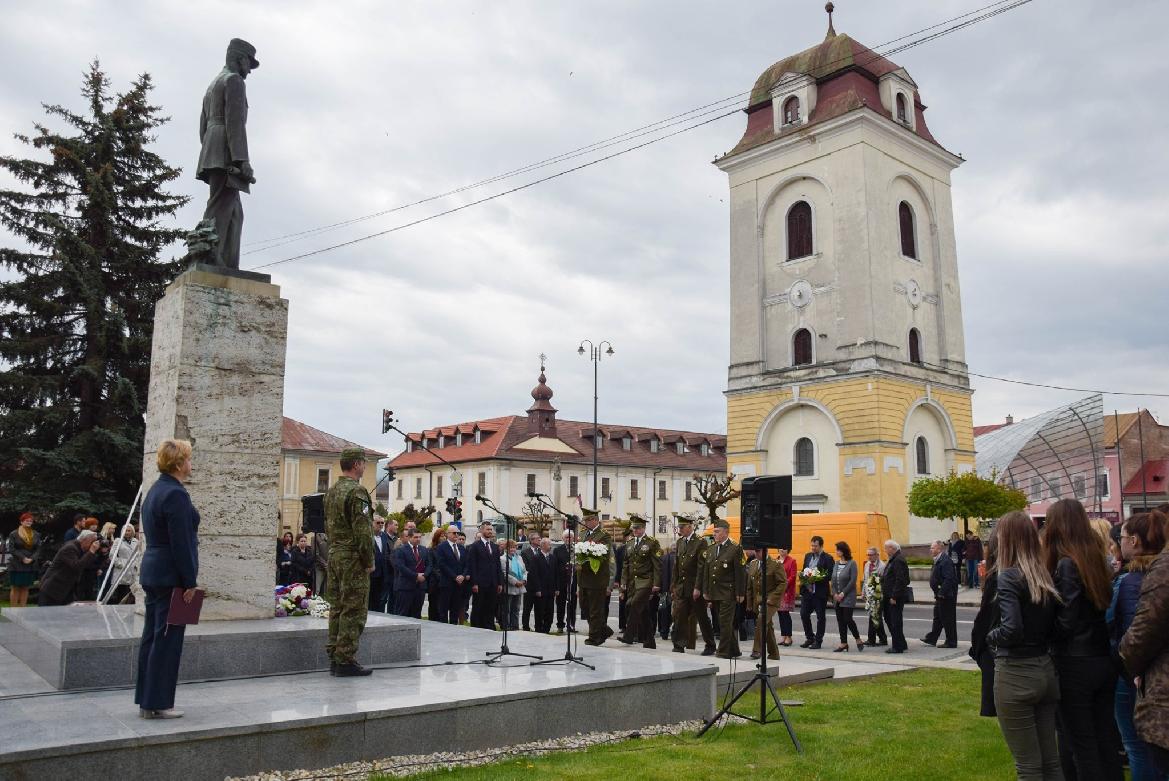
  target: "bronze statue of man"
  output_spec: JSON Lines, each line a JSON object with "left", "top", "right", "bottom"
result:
{"left": 196, "top": 38, "right": 259, "bottom": 270}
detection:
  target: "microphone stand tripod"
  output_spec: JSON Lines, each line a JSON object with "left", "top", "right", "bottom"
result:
{"left": 697, "top": 544, "right": 801, "bottom": 751}
{"left": 477, "top": 495, "right": 542, "bottom": 666}
{"left": 526, "top": 493, "right": 594, "bottom": 671}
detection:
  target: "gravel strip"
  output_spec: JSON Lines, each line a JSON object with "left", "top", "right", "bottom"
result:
{"left": 228, "top": 720, "right": 713, "bottom": 781}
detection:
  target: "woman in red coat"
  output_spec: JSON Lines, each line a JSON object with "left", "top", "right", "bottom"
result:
{"left": 776, "top": 547, "right": 798, "bottom": 646}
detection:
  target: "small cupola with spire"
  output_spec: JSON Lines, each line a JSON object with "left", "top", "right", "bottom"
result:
{"left": 526, "top": 355, "right": 558, "bottom": 437}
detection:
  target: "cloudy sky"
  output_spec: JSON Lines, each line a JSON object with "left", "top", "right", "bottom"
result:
{"left": 2, "top": 0, "right": 1166, "bottom": 456}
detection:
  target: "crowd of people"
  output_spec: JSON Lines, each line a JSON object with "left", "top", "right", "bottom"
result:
{"left": 3, "top": 512, "right": 140, "bottom": 606}
{"left": 969, "top": 499, "right": 1169, "bottom": 780}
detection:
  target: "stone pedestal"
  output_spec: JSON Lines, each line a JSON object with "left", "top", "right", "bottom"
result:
{"left": 140, "top": 266, "right": 288, "bottom": 619}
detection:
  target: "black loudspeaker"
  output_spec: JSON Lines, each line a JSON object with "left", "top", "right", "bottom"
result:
{"left": 302, "top": 493, "right": 325, "bottom": 534}
{"left": 740, "top": 475, "right": 793, "bottom": 549}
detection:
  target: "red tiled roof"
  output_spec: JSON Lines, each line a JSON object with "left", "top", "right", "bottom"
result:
{"left": 973, "top": 423, "right": 1008, "bottom": 437}
{"left": 281, "top": 417, "right": 386, "bottom": 459}
{"left": 388, "top": 416, "right": 727, "bottom": 472}
{"left": 722, "top": 32, "right": 946, "bottom": 161}
{"left": 1122, "top": 459, "right": 1169, "bottom": 497}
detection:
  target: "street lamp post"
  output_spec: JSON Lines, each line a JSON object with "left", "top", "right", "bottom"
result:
{"left": 578, "top": 340, "right": 614, "bottom": 510}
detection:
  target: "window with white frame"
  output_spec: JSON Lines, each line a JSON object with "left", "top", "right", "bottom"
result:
{"left": 1030, "top": 477, "right": 1043, "bottom": 502}
{"left": 456, "top": 432, "right": 463, "bottom": 446}
{"left": 685, "top": 481, "right": 692, "bottom": 501}
{"left": 474, "top": 429, "right": 482, "bottom": 444}
{"left": 675, "top": 441, "right": 685, "bottom": 455}
{"left": 595, "top": 434, "right": 604, "bottom": 449}
{"left": 316, "top": 466, "right": 330, "bottom": 494}
{"left": 1098, "top": 472, "right": 1110, "bottom": 498}
{"left": 396, "top": 479, "right": 404, "bottom": 500}
{"left": 477, "top": 472, "right": 487, "bottom": 496}
{"left": 658, "top": 480, "right": 667, "bottom": 500}
{"left": 436, "top": 475, "right": 444, "bottom": 498}
{"left": 569, "top": 475, "right": 579, "bottom": 497}
{"left": 415, "top": 477, "right": 423, "bottom": 499}
{"left": 526, "top": 473, "right": 536, "bottom": 495}
{"left": 630, "top": 479, "right": 639, "bottom": 500}
{"left": 406, "top": 440, "right": 413, "bottom": 453}
{"left": 283, "top": 457, "right": 299, "bottom": 497}
{"left": 622, "top": 436, "right": 632, "bottom": 450}
{"left": 700, "top": 443, "right": 709, "bottom": 457}
{"left": 601, "top": 477, "right": 611, "bottom": 499}
{"left": 794, "top": 437, "right": 815, "bottom": 477}
{"left": 1072, "top": 475, "right": 1086, "bottom": 499}
{"left": 650, "top": 439, "right": 660, "bottom": 453}
{"left": 914, "top": 437, "right": 929, "bottom": 475}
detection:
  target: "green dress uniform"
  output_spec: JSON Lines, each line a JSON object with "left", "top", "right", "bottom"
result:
{"left": 672, "top": 531, "right": 715, "bottom": 653}
{"left": 619, "top": 531, "right": 662, "bottom": 648}
{"left": 700, "top": 536, "right": 746, "bottom": 658}
{"left": 747, "top": 555, "right": 786, "bottom": 659}
{"left": 577, "top": 521, "right": 615, "bottom": 645}
{"left": 324, "top": 471, "right": 374, "bottom": 665}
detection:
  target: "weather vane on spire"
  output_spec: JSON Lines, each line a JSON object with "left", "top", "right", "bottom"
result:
{"left": 825, "top": 2, "right": 836, "bottom": 37}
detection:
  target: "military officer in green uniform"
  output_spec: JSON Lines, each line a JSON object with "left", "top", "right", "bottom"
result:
{"left": 746, "top": 544, "right": 786, "bottom": 660}
{"left": 618, "top": 516, "right": 662, "bottom": 649}
{"left": 577, "top": 508, "right": 615, "bottom": 646}
{"left": 699, "top": 518, "right": 746, "bottom": 659}
{"left": 672, "top": 516, "right": 716, "bottom": 655}
{"left": 324, "top": 447, "right": 375, "bottom": 676}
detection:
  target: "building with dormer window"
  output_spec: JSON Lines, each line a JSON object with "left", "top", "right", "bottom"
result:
{"left": 384, "top": 364, "right": 727, "bottom": 538}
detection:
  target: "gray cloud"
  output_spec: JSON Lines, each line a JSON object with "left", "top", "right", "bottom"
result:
{"left": 2, "top": 0, "right": 1166, "bottom": 455}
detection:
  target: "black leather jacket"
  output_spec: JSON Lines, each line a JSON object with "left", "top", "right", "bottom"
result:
{"left": 1051, "top": 556, "right": 1110, "bottom": 658}
{"left": 986, "top": 567, "right": 1057, "bottom": 659}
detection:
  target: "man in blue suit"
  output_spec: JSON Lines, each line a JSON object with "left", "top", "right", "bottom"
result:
{"left": 392, "top": 528, "right": 431, "bottom": 618}
{"left": 467, "top": 521, "right": 503, "bottom": 630}
{"left": 368, "top": 518, "right": 393, "bottom": 612}
{"left": 434, "top": 525, "right": 469, "bottom": 624}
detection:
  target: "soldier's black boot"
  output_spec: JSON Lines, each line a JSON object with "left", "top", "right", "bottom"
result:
{"left": 335, "top": 661, "right": 373, "bottom": 677}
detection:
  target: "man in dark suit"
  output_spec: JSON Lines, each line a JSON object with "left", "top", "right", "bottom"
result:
{"left": 923, "top": 539, "right": 959, "bottom": 647}
{"left": 520, "top": 533, "right": 541, "bottom": 631}
{"left": 529, "top": 538, "right": 556, "bottom": 633}
{"left": 553, "top": 530, "right": 575, "bottom": 633}
{"left": 368, "top": 519, "right": 393, "bottom": 612}
{"left": 37, "top": 531, "right": 101, "bottom": 606}
{"left": 434, "top": 525, "right": 468, "bottom": 624}
{"left": 799, "top": 535, "right": 835, "bottom": 649}
{"left": 467, "top": 520, "right": 503, "bottom": 630}
{"left": 881, "top": 540, "right": 911, "bottom": 653}
{"left": 391, "top": 529, "right": 431, "bottom": 618}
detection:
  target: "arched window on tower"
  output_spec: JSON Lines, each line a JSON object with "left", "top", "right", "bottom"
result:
{"left": 782, "top": 95, "right": 801, "bottom": 125}
{"left": 896, "top": 93, "right": 908, "bottom": 123}
{"left": 908, "top": 328, "right": 922, "bottom": 365}
{"left": 794, "top": 437, "right": 815, "bottom": 477}
{"left": 787, "top": 201, "right": 813, "bottom": 260}
{"left": 792, "top": 328, "right": 813, "bottom": 366}
{"left": 899, "top": 201, "right": 917, "bottom": 259}
{"left": 915, "top": 436, "right": 930, "bottom": 475}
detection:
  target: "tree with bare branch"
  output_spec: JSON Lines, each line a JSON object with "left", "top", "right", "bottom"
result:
{"left": 693, "top": 473, "right": 741, "bottom": 523}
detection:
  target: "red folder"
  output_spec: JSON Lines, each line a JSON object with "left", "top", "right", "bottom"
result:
{"left": 167, "top": 587, "right": 205, "bottom": 626}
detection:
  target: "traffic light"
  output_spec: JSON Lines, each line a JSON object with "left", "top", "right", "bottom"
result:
{"left": 445, "top": 497, "right": 456, "bottom": 515}
{"left": 381, "top": 409, "right": 394, "bottom": 434}
{"left": 452, "top": 498, "right": 463, "bottom": 525}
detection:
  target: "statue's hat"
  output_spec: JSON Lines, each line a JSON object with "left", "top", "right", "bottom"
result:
{"left": 227, "top": 38, "right": 260, "bottom": 69}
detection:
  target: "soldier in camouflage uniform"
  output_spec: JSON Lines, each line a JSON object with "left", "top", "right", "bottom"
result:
{"left": 618, "top": 517, "right": 662, "bottom": 649}
{"left": 699, "top": 518, "right": 746, "bottom": 659}
{"left": 325, "top": 447, "right": 375, "bottom": 676}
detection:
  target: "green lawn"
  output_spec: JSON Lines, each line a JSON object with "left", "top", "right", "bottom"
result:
{"left": 385, "top": 668, "right": 1012, "bottom": 781}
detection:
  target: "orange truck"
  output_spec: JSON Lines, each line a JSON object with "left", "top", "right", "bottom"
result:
{"left": 721, "top": 512, "right": 892, "bottom": 593}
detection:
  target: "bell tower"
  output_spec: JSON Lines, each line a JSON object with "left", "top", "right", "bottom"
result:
{"left": 717, "top": 7, "right": 975, "bottom": 542}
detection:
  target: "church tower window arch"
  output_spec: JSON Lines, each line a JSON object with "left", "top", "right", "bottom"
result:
{"left": 792, "top": 327, "right": 814, "bottom": 366}
{"left": 899, "top": 201, "right": 917, "bottom": 259}
{"left": 786, "top": 200, "right": 814, "bottom": 260}
{"left": 908, "top": 328, "right": 923, "bottom": 365}
{"left": 896, "top": 93, "right": 908, "bottom": 123}
{"left": 782, "top": 95, "right": 801, "bottom": 125}
{"left": 914, "top": 436, "right": 930, "bottom": 475}
{"left": 794, "top": 436, "right": 815, "bottom": 477}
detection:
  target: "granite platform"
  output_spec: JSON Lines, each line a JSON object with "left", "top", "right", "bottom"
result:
{"left": 0, "top": 605, "right": 420, "bottom": 690}
{"left": 0, "top": 620, "right": 718, "bottom": 781}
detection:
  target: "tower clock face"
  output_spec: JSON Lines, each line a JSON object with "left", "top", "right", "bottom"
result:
{"left": 906, "top": 279, "right": 922, "bottom": 309}
{"left": 789, "top": 279, "right": 813, "bottom": 308}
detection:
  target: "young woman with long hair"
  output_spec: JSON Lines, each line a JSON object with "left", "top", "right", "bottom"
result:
{"left": 986, "top": 511, "right": 1062, "bottom": 780}
{"left": 1043, "top": 498, "right": 1124, "bottom": 780}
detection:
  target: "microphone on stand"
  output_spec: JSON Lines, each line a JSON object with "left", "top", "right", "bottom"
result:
{"left": 526, "top": 492, "right": 546, "bottom": 498}
{"left": 475, "top": 494, "right": 487, "bottom": 502}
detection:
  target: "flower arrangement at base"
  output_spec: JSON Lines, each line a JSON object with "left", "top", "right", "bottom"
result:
{"left": 575, "top": 540, "right": 609, "bottom": 574}
{"left": 275, "top": 583, "right": 315, "bottom": 617}
{"left": 864, "top": 572, "right": 883, "bottom": 621}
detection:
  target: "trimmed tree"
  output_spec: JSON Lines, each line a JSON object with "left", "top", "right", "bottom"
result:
{"left": 0, "top": 62, "right": 188, "bottom": 527}
{"left": 692, "top": 473, "right": 741, "bottom": 523}
{"left": 907, "top": 470, "right": 1028, "bottom": 536}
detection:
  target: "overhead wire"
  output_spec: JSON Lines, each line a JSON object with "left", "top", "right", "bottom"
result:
{"left": 915, "top": 358, "right": 1169, "bottom": 398}
{"left": 242, "top": 0, "right": 1035, "bottom": 268}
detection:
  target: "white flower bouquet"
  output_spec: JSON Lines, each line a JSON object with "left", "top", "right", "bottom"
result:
{"left": 575, "top": 540, "right": 609, "bottom": 574}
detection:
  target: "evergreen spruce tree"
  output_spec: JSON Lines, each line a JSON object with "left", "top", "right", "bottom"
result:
{"left": 0, "top": 61, "right": 188, "bottom": 526}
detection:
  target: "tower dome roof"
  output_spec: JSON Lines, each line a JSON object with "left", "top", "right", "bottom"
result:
{"left": 530, "top": 368, "right": 554, "bottom": 406}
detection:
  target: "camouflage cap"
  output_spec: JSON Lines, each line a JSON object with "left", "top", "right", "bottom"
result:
{"left": 628, "top": 517, "right": 646, "bottom": 529}
{"left": 339, "top": 447, "right": 367, "bottom": 462}
{"left": 711, "top": 519, "right": 730, "bottom": 530}
{"left": 581, "top": 506, "right": 599, "bottom": 518}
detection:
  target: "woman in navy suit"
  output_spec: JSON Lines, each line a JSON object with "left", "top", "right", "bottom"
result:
{"left": 134, "top": 439, "right": 200, "bottom": 720}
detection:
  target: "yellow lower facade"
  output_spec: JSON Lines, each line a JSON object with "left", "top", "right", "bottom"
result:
{"left": 726, "top": 374, "right": 975, "bottom": 543}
